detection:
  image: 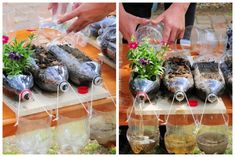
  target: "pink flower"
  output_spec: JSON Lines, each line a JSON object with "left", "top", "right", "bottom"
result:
{"left": 129, "top": 41, "right": 138, "bottom": 49}
{"left": 3, "top": 35, "right": 9, "bottom": 44}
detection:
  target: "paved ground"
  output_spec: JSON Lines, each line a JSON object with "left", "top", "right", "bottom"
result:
{"left": 152, "top": 3, "right": 232, "bottom": 41}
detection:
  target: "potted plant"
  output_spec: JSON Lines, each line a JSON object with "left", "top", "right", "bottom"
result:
{"left": 127, "top": 37, "right": 168, "bottom": 101}
{"left": 3, "top": 34, "right": 34, "bottom": 100}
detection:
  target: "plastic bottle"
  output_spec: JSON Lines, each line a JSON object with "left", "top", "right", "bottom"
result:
{"left": 129, "top": 73, "right": 160, "bottom": 101}
{"left": 48, "top": 44, "right": 102, "bottom": 86}
{"left": 135, "top": 23, "right": 163, "bottom": 51}
{"left": 193, "top": 55, "right": 225, "bottom": 103}
{"left": 3, "top": 72, "right": 34, "bottom": 101}
{"left": 163, "top": 53, "right": 194, "bottom": 101}
{"left": 30, "top": 46, "right": 69, "bottom": 92}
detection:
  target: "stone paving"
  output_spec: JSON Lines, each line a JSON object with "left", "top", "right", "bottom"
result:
{"left": 152, "top": 3, "right": 232, "bottom": 41}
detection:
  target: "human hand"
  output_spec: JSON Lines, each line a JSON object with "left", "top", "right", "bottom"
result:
{"left": 48, "top": 3, "right": 69, "bottom": 16}
{"left": 48, "top": 3, "right": 81, "bottom": 16}
{"left": 152, "top": 3, "right": 190, "bottom": 44}
{"left": 119, "top": 4, "right": 149, "bottom": 43}
{"left": 58, "top": 3, "right": 115, "bottom": 33}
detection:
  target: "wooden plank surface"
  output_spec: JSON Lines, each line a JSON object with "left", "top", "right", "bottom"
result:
{"left": 119, "top": 44, "right": 232, "bottom": 126}
{"left": 3, "top": 29, "right": 116, "bottom": 137}
{"left": 3, "top": 84, "right": 109, "bottom": 116}
{"left": 134, "top": 97, "right": 226, "bottom": 115}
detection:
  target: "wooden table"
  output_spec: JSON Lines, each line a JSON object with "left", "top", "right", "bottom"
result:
{"left": 119, "top": 44, "right": 232, "bottom": 126}
{"left": 3, "top": 29, "right": 116, "bottom": 137}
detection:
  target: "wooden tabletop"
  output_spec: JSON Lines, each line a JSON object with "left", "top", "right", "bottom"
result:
{"left": 119, "top": 44, "right": 232, "bottom": 126}
{"left": 3, "top": 29, "right": 116, "bottom": 137}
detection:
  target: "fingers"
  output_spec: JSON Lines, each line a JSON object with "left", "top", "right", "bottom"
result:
{"left": 72, "top": 3, "right": 81, "bottom": 10}
{"left": 61, "top": 3, "right": 69, "bottom": 14}
{"left": 124, "top": 31, "right": 133, "bottom": 43}
{"left": 169, "top": 29, "right": 178, "bottom": 44}
{"left": 67, "top": 18, "right": 88, "bottom": 33}
{"left": 48, "top": 3, "right": 58, "bottom": 15}
{"left": 179, "top": 29, "right": 185, "bottom": 39}
{"left": 138, "top": 17, "right": 150, "bottom": 25}
{"left": 162, "top": 25, "right": 171, "bottom": 43}
{"left": 67, "top": 18, "right": 81, "bottom": 33}
{"left": 58, "top": 8, "right": 80, "bottom": 24}
{"left": 151, "top": 14, "right": 164, "bottom": 25}
{"left": 48, "top": 3, "right": 55, "bottom": 9}
{"left": 74, "top": 21, "right": 90, "bottom": 33}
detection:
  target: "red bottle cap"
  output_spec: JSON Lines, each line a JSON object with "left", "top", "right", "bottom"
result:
{"left": 188, "top": 99, "right": 198, "bottom": 107}
{"left": 77, "top": 86, "right": 89, "bottom": 94}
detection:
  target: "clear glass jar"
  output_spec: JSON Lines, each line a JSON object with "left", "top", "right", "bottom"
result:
{"left": 55, "top": 108, "right": 89, "bottom": 154}
{"left": 164, "top": 114, "right": 197, "bottom": 154}
{"left": 196, "top": 113, "right": 229, "bottom": 154}
{"left": 90, "top": 103, "right": 116, "bottom": 147}
{"left": 15, "top": 113, "right": 52, "bottom": 154}
{"left": 135, "top": 23, "right": 163, "bottom": 51}
{"left": 126, "top": 107, "right": 160, "bottom": 154}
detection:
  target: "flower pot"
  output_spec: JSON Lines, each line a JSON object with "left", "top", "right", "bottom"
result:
{"left": 48, "top": 44, "right": 102, "bottom": 86}
{"left": 193, "top": 61, "right": 225, "bottom": 103}
{"left": 163, "top": 57, "right": 194, "bottom": 101}
{"left": 196, "top": 114, "right": 229, "bottom": 154}
{"left": 3, "top": 72, "right": 34, "bottom": 101}
{"left": 129, "top": 72, "right": 160, "bottom": 100}
{"left": 164, "top": 114, "right": 197, "bottom": 154}
{"left": 30, "top": 46, "right": 69, "bottom": 92}
{"left": 126, "top": 107, "right": 160, "bottom": 154}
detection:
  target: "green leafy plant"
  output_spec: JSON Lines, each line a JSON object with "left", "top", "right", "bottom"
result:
{"left": 3, "top": 34, "right": 34, "bottom": 76}
{"left": 127, "top": 37, "right": 168, "bottom": 80}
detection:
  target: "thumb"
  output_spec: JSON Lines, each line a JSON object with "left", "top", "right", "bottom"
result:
{"left": 135, "top": 17, "right": 150, "bottom": 25}
{"left": 151, "top": 14, "right": 164, "bottom": 25}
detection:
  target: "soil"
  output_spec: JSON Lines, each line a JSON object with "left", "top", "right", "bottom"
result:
{"left": 196, "top": 62, "right": 223, "bottom": 81}
{"left": 32, "top": 46, "right": 62, "bottom": 69}
{"left": 58, "top": 44, "right": 91, "bottom": 62}
{"left": 164, "top": 57, "right": 192, "bottom": 79}
{"left": 221, "top": 56, "right": 232, "bottom": 78}
{"left": 163, "top": 57, "right": 195, "bottom": 100}
{"left": 197, "top": 132, "right": 228, "bottom": 154}
{"left": 193, "top": 61, "right": 225, "bottom": 101}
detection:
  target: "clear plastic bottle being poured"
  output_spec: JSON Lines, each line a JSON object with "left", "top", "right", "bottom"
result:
{"left": 135, "top": 22, "right": 164, "bottom": 51}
